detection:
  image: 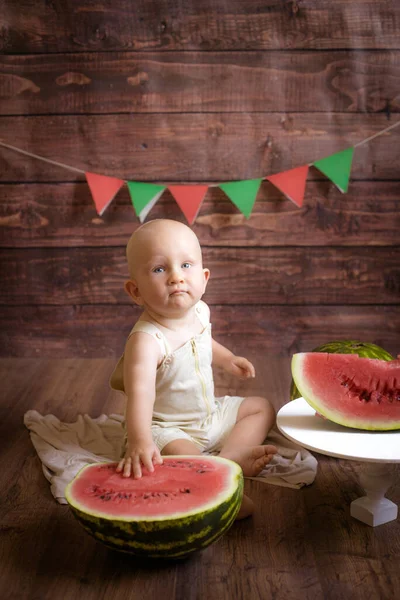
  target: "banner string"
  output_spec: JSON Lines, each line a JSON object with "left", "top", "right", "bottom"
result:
{"left": 0, "top": 140, "right": 85, "bottom": 174}
{"left": 353, "top": 119, "right": 400, "bottom": 148}
{"left": 1, "top": 119, "right": 400, "bottom": 183}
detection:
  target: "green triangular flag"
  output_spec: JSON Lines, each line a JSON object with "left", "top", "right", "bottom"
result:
{"left": 219, "top": 178, "right": 262, "bottom": 218}
{"left": 313, "top": 147, "right": 354, "bottom": 193}
{"left": 126, "top": 181, "right": 166, "bottom": 222}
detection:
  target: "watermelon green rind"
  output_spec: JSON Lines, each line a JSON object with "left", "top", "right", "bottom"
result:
{"left": 307, "top": 340, "right": 393, "bottom": 360}
{"left": 65, "top": 456, "right": 243, "bottom": 559}
{"left": 290, "top": 340, "right": 393, "bottom": 401}
{"left": 291, "top": 353, "right": 400, "bottom": 431}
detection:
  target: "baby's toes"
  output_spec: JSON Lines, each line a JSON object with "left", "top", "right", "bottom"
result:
{"left": 256, "top": 455, "right": 271, "bottom": 470}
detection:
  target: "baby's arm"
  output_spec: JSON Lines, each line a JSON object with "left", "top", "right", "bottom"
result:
{"left": 116, "top": 332, "right": 163, "bottom": 478}
{"left": 212, "top": 338, "right": 255, "bottom": 379}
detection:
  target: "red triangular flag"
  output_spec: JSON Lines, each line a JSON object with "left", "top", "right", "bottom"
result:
{"left": 168, "top": 185, "right": 208, "bottom": 224}
{"left": 266, "top": 165, "right": 309, "bottom": 207}
{"left": 85, "top": 172, "right": 125, "bottom": 215}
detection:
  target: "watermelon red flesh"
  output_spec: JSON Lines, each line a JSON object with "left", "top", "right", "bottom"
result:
{"left": 68, "top": 458, "right": 233, "bottom": 519}
{"left": 291, "top": 353, "right": 400, "bottom": 430}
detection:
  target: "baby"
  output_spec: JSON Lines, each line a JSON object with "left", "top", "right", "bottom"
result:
{"left": 110, "top": 219, "right": 277, "bottom": 518}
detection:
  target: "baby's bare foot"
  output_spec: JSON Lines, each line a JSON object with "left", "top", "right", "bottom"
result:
{"left": 236, "top": 494, "right": 254, "bottom": 520}
{"left": 224, "top": 445, "right": 277, "bottom": 477}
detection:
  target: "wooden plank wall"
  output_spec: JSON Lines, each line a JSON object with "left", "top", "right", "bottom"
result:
{"left": 0, "top": 0, "right": 399, "bottom": 362}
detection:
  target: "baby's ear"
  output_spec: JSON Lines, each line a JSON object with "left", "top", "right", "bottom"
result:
{"left": 203, "top": 268, "right": 210, "bottom": 290}
{"left": 124, "top": 280, "right": 143, "bottom": 305}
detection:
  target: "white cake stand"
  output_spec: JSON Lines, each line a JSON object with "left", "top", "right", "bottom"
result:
{"left": 277, "top": 398, "right": 400, "bottom": 527}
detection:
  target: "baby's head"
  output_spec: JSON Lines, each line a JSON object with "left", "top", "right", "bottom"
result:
{"left": 125, "top": 219, "right": 202, "bottom": 279}
{"left": 125, "top": 219, "right": 210, "bottom": 315}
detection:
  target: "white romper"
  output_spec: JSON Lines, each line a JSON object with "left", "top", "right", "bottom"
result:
{"left": 110, "top": 300, "right": 244, "bottom": 453}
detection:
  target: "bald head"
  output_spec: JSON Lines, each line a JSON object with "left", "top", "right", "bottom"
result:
{"left": 126, "top": 219, "right": 203, "bottom": 279}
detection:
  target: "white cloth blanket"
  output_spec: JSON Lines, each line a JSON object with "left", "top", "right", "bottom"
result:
{"left": 24, "top": 410, "right": 318, "bottom": 504}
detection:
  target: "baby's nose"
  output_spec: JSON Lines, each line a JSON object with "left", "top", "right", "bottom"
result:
{"left": 169, "top": 266, "right": 184, "bottom": 283}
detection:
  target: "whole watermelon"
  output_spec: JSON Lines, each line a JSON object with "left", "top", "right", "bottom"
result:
{"left": 290, "top": 340, "right": 393, "bottom": 401}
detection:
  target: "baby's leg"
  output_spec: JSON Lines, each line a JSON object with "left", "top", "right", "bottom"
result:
{"left": 161, "top": 438, "right": 254, "bottom": 520}
{"left": 161, "top": 438, "right": 202, "bottom": 456}
{"left": 219, "top": 396, "right": 277, "bottom": 477}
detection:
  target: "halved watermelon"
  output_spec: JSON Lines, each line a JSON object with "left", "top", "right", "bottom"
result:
{"left": 290, "top": 341, "right": 393, "bottom": 400}
{"left": 65, "top": 455, "right": 243, "bottom": 559}
{"left": 291, "top": 353, "right": 400, "bottom": 430}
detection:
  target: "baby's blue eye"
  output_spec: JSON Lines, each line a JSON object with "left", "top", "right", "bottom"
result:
{"left": 182, "top": 262, "right": 191, "bottom": 269}
{"left": 153, "top": 266, "right": 165, "bottom": 273}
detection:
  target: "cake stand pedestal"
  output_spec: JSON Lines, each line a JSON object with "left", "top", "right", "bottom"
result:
{"left": 277, "top": 398, "right": 400, "bottom": 527}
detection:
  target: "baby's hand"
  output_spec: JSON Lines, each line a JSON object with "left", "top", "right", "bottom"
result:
{"left": 227, "top": 355, "right": 255, "bottom": 379}
{"left": 116, "top": 440, "right": 163, "bottom": 479}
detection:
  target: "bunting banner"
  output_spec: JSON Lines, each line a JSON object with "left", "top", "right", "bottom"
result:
{"left": 266, "top": 165, "right": 309, "bottom": 208}
{"left": 126, "top": 181, "right": 166, "bottom": 222}
{"left": 85, "top": 172, "right": 125, "bottom": 216}
{"left": 168, "top": 184, "right": 209, "bottom": 224}
{"left": 219, "top": 178, "right": 263, "bottom": 218}
{"left": 0, "top": 120, "right": 398, "bottom": 223}
{"left": 313, "top": 148, "right": 354, "bottom": 193}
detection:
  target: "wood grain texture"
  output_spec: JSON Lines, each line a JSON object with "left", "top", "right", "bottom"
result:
{"left": 0, "top": 114, "right": 399, "bottom": 182}
{"left": 0, "top": 0, "right": 399, "bottom": 368}
{"left": 1, "top": 1, "right": 400, "bottom": 53}
{"left": 1, "top": 181, "right": 399, "bottom": 248}
{"left": 301, "top": 458, "right": 400, "bottom": 599}
{"left": 0, "top": 358, "right": 399, "bottom": 599}
{"left": 1, "top": 305, "right": 399, "bottom": 359}
{"left": 1, "top": 50, "right": 399, "bottom": 115}
{"left": 1, "top": 246, "right": 399, "bottom": 306}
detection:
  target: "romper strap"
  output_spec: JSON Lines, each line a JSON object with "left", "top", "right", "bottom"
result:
{"left": 109, "top": 321, "right": 170, "bottom": 393}
{"left": 129, "top": 321, "right": 171, "bottom": 356}
{"left": 195, "top": 300, "right": 210, "bottom": 329}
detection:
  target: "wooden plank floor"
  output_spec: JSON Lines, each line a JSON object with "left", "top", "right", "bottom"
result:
{"left": 0, "top": 358, "right": 399, "bottom": 600}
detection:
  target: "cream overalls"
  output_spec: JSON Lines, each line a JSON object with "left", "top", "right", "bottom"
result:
{"left": 110, "top": 300, "right": 244, "bottom": 453}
